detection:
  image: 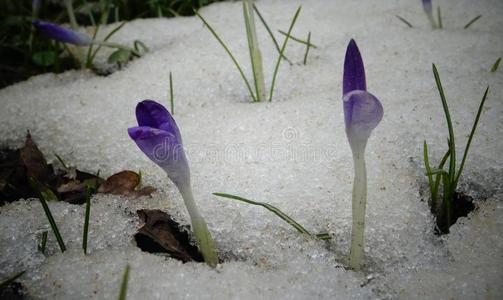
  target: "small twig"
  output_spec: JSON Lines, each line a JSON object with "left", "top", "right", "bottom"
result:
{"left": 463, "top": 15, "right": 481, "bottom": 29}
{"left": 83, "top": 186, "right": 92, "bottom": 255}
{"left": 395, "top": 15, "right": 413, "bottom": 28}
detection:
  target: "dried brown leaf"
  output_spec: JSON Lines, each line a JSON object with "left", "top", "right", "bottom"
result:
{"left": 98, "top": 170, "right": 155, "bottom": 197}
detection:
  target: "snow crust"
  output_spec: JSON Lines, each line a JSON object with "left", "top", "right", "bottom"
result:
{"left": 1, "top": 0, "right": 502, "bottom": 299}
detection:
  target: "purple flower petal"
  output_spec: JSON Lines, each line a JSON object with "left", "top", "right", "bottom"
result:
{"left": 343, "top": 39, "right": 366, "bottom": 96}
{"left": 422, "top": 0, "right": 432, "bottom": 13}
{"left": 135, "top": 100, "right": 182, "bottom": 143}
{"left": 32, "top": 20, "right": 91, "bottom": 45}
{"left": 128, "top": 126, "right": 189, "bottom": 186}
{"left": 343, "top": 90, "right": 383, "bottom": 142}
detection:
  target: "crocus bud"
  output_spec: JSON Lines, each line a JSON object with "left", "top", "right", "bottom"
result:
{"left": 128, "top": 100, "right": 218, "bottom": 267}
{"left": 32, "top": 20, "right": 92, "bottom": 46}
{"left": 422, "top": 0, "right": 432, "bottom": 14}
{"left": 342, "top": 39, "right": 383, "bottom": 270}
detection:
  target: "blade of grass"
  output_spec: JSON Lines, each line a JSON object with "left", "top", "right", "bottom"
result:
{"left": 278, "top": 30, "right": 318, "bottom": 48}
{"left": 169, "top": 71, "right": 174, "bottom": 114}
{"left": 118, "top": 264, "right": 130, "bottom": 300}
{"left": 395, "top": 15, "right": 413, "bottom": 28}
{"left": 29, "top": 178, "right": 66, "bottom": 252}
{"left": 269, "top": 6, "right": 302, "bottom": 102}
{"left": 490, "top": 57, "right": 501, "bottom": 73}
{"left": 83, "top": 185, "right": 92, "bottom": 255}
{"left": 463, "top": 15, "right": 481, "bottom": 29}
{"left": 86, "top": 25, "right": 100, "bottom": 67}
{"left": 54, "top": 153, "right": 69, "bottom": 170}
{"left": 432, "top": 148, "right": 450, "bottom": 209}
{"left": 253, "top": 4, "right": 292, "bottom": 65}
{"left": 437, "top": 6, "right": 442, "bottom": 29}
{"left": 454, "top": 86, "right": 489, "bottom": 187}
{"left": 90, "top": 21, "right": 127, "bottom": 63}
{"left": 432, "top": 64, "right": 455, "bottom": 184}
{"left": 195, "top": 10, "right": 257, "bottom": 102}
{"left": 243, "top": 1, "right": 264, "bottom": 102}
{"left": 303, "top": 31, "right": 311, "bottom": 65}
{"left": 213, "top": 192, "right": 330, "bottom": 240}
{"left": 0, "top": 271, "right": 26, "bottom": 290}
{"left": 38, "top": 231, "right": 48, "bottom": 253}
{"left": 423, "top": 141, "right": 435, "bottom": 201}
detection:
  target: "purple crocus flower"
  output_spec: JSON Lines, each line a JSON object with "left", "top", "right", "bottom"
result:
{"left": 32, "top": 20, "right": 92, "bottom": 46}
{"left": 128, "top": 100, "right": 218, "bottom": 267}
{"left": 422, "top": 0, "right": 432, "bottom": 14}
{"left": 342, "top": 39, "right": 383, "bottom": 270}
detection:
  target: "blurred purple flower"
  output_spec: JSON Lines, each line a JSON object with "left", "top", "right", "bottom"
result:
{"left": 127, "top": 100, "right": 188, "bottom": 188}
{"left": 422, "top": 0, "right": 432, "bottom": 14}
{"left": 343, "top": 39, "right": 383, "bottom": 148}
{"left": 32, "top": 20, "right": 91, "bottom": 45}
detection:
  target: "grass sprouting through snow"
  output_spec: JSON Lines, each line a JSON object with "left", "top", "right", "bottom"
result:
{"left": 278, "top": 30, "right": 318, "bottom": 48}
{"left": 88, "top": 21, "right": 127, "bottom": 66}
{"left": 29, "top": 178, "right": 66, "bottom": 252}
{"left": 0, "top": 271, "right": 26, "bottom": 290}
{"left": 195, "top": 10, "right": 257, "bottom": 102}
{"left": 38, "top": 231, "right": 48, "bottom": 253}
{"left": 118, "top": 264, "right": 130, "bottom": 300}
{"left": 423, "top": 64, "right": 489, "bottom": 233}
{"left": 169, "top": 71, "right": 174, "bottom": 114}
{"left": 490, "top": 57, "right": 501, "bottom": 72}
{"left": 303, "top": 32, "right": 312, "bottom": 65}
{"left": 437, "top": 6, "right": 443, "bottom": 29}
{"left": 269, "top": 6, "right": 302, "bottom": 102}
{"left": 463, "top": 15, "right": 482, "bottom": 29}
{"left": 83, "top": 186, "right": 92, "bottom": 255}
{"left": 253, "top": 4, "right": 292, "bottom": 64}
{"left": 395, "top": 15, "right": 413, "bottom": 28}
{"left": 213, "top": 192, "right": 330, "bottom": 240}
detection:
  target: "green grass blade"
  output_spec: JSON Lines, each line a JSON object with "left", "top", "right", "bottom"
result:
{"left": 214, "top": 192, "right": 330, "bottom": 240}
{"left": 195, "top": 10, "right": 257, "bottom": 102}
{"left": 0, "top": 271, "right": 26, "bottom": 290}
{"left": 253, "top": 4, "right": 292, "bottom": 64}
{"left": 83, "top": 186, "right": 92, "bottom": 255}
{"left": 423, "top": 141, "right": 436, "bottom": 203}
{"left": 278, "top": 30, "right": 318, "bottom": 48}
{"left": 269, "top": 6, "right": 302, "bottom": 102}
{"left": 463, "top": 15, "right": 481, "bottom": 29}
{"left": 90, "top": 21, "right": 127, "bottom": 63}
{"left": 490, "top": 57, "right": 501, "bottom": 73}
{"left": 437, "top": 6, "right": 442, "bottom": 29}
{"left": 395, "top": 15, "right": 413, "bottom": 28}
{"left": 432, "top": 64, "right": 456, "bottom": 184}
{"left": 243, "top": 1, "right": 262, "bottom": 102}
{"left": 86, "top": 24, "right": 100, "bottom": 68}
{"left": 38, "top": 231, "right": 48, "bottom": 253}
{"left": 303, "top": 31, "right": 311, "bottom": 65}
{"left": 454, "top": 86, "right": 489, "bottom": 187}
{"left": 169, "top": 71, "right": 174, "bottom": 115}
{"left": 118, "top": 264, "right": 130, "bottom": 300}
{"left": 29, "top": 178, "right": 66, "bottom": 252}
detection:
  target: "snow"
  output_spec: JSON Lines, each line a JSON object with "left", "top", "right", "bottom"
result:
{"left": 1, "top": 0, "right": 503, "bottom": 299}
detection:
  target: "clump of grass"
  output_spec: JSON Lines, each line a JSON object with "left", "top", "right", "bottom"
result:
{"left": 196, "top": 3, "right": 302, "bottom": 102}
{"left": 423, "top": 64, "right": 489, "bottom": 234}
{"left": 213, "top": 193, "right": 330, "bottom": 240}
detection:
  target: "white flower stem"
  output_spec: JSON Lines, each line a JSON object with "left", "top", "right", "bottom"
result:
{"left": 177, "top": 181, "right": 218, "bottom": 267}
{"left": 349, "top": 144, "right": 367, "bottom": 270}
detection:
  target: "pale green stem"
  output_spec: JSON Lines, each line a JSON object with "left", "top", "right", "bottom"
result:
{"left": 64, "top": 0, "right": 86, "bottom": 67}
{"left": 244, "top": 0, "right": 266, "bottom": 101}
{"left": 349, "top": 144, "right": 367, "bottom": 270}
{"left": 177, "top": 181, "right": 218, "bottom": 267}
{"left": 90, "top": 41, "right": 140, "bottom": 56}
{"left": 427, "top": 11, "right": 437, "bottom": 29}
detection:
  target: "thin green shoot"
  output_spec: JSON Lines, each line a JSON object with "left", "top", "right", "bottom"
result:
{"left": 118, "top": 264, "right": 130, "bottom": 300}
{"left": 253, "top": 4, "right": 292, "bottom": 65}
{"left": 54, "top": 153, "right": 69, "bottom": 170}
{"left": 169, "top": 71, "right": 174, "bottom": 115}
{"left": 89, "top": 21, "right": 127, "bottom": 64}
{"left": 213, "top": 192, "right": 330, "bottom": 240}
{"left": 83, "top": 185, "right": 92, "bottom": 255}
{"left": 195, "top": 10, "right": 257, "bottom": 102}
{"left": 243, "top": 0, "right": 266, "bottom": 102}
{"left": 269, "top": 6, "right": 302, "bottom": 102}
{"left": 38, "top": 231, "right": 48, "bottom": 253}
{"left": 0, "top": 271, "right": 26, "bottom": 290}
{"left": 490, "top": 57, "right": 501, "bottom": 73}
{"left": 303, "top": 31, "right": 311, "bottom": 65}
{"left": 463, "top": 15, "right": 481, "bottom": 29}
{"left": 437, "top": 6, "right": 443, "bottom": 29}
{"left": 395, "top": 15, "right": 413, "bottom": 28}
{"left": 278, "top": 30, "right": 318, "bottom": 48}
{"left": 29, "top": 178, "right": 66, "bottom": 252}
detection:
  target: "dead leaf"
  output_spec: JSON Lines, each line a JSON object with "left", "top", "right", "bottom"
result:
{"left": 134, "top": 209, "right": 203, "bottom": 263}
{"left": 19, "top": 133, "right": 53, "bottom": 183}
{"left": 98, "top": 170, "right": 155, "bottom": 197}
